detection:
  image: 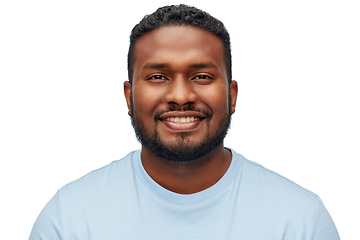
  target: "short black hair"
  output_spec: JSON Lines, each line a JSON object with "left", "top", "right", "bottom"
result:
{"left": 127, "top": 4, "right": 232, "bottom": 84}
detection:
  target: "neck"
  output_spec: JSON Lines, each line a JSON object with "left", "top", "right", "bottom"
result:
{"left": 140, "top": 144, "right": 232, "bottom": 194}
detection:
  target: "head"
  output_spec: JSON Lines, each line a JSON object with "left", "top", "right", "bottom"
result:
{"left": 128, "top": 4, "right": 232, "bottom": 85}
{"left": 124, "top": 5, "right": 237, "bottom": 164}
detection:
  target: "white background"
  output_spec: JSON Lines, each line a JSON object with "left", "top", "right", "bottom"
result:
{"left": 1, "top": 0, "right": 359, "bottom": 239}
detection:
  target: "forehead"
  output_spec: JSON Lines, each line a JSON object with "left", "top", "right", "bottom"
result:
{"left": 132, "top": 25, "right": 226, "bottom": 75}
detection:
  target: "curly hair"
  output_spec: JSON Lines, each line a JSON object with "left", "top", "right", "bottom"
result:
{"left": 127, "top": 4, "right": 232, "bottom": 84}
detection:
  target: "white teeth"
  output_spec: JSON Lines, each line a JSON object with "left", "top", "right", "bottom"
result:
{"left": 165, "top": 116, "right": 199, "bottom": 123}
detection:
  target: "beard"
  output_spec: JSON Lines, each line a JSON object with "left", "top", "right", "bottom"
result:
{"left": 130, "top": 93, "right": 232, "bottom": 164}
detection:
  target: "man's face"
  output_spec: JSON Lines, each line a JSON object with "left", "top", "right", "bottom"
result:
{"left": 124, "top": 25, "right": 237, "bottom": 163}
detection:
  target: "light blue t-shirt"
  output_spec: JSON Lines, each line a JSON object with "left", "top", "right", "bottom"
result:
{"left": 30, "top": 149, "right": 340, "bottom": 239}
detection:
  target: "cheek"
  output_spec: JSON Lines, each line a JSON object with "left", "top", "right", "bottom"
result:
{"left": 197, "top": 85, "right": 229, "bottom": 112}
{"left": 133, "top": 87, "right": 159, "bottom": 112}
{"left": 132, "top": 85, "right": 167, "bottom": 131}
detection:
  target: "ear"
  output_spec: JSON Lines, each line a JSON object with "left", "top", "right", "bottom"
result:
{"left": 229, "top": 80, "right": 238, "bottom": 114}
{"left": 124, "top": 81, "right": 132, "bottom": 116}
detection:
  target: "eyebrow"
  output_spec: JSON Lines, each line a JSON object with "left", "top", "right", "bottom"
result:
{"left": 143, "top": 63, "right": 169, "bottom": 69}
{"left": 190, "top": 62, "right": 218, "bottom": 69}
{"left": 142, "top": 62, "right": 218, "bottom": 69}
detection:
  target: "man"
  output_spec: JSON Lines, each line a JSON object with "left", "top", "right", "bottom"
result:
{"left": 30, "top": 4, "right": 340, "bottom": 239}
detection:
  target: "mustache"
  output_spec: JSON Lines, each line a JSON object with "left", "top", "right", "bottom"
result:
{"left": 154, "top": 106, "right": 212, "bottom": 120}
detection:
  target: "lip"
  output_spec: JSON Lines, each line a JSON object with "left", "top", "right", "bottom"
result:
{"left": 157, "top": 111, "right": 206, "bottom": 132}
{"left": 158, "top": 111, "right": 207, "bottom": 119}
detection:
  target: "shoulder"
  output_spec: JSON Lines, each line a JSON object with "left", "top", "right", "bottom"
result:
{"left": 233, "top": 150, "right": 317, "bottom": 197}
{"left": 29, "top": 151, "right": 141, "bottom": 239}
{"left": 230, "top": 150, "right": 341, "bottom": 238}
{"left": 59, "top": 150, "right": 139, "bottom": 198}
{"left": 231, "top": 150, "right": 319, "bottom": 214}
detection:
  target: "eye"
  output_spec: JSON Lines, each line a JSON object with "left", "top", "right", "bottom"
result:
{"left": 146, "top": 75, "right": 168, "bottom": 83}
{"left": 192, "top": 74, "right": 214, "bottom": 84}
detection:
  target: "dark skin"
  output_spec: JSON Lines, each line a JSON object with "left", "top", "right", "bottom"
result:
{"left": 124, "top": 26, "right": 238, "bottom": 194}
{"left": 140, "top": 144, "right": 233, "bottom": 194}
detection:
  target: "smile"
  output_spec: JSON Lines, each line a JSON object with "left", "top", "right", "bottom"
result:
{"left": 157, "top": 111, "right": 206, "bottom": 131}
{"left": 164, "top": 116, "right": 200, "bottom": 123}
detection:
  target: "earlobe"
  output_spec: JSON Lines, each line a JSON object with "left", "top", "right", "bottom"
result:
{"left": 230, "top": 80, "right": 238, "bottom": 114}
{"left": 124, "top": 81, "right": 132, "bottom": 116}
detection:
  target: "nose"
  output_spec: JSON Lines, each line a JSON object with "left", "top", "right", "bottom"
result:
{"left": 164, "top": 76, "right": 197, "bottom": 106}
